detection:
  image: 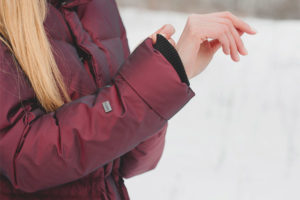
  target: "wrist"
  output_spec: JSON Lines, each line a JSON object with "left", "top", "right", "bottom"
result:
{"left": 175, "top": 44, "right": 196, "bottom": 81}
{"left": 154, "top": 34, "right": 190, "bottom": 86}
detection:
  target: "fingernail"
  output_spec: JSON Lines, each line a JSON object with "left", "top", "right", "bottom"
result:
{"left": 161, "top": 24, "right": 175, "bottom": 36}
{"left": 251, "top": 27, "right": 258, "bottom": 34}
{"left": 161, "top": 24, "right": 169, "bottom": 32}
{"left": 236, "top": 54, "right": 240, "bottom": 61}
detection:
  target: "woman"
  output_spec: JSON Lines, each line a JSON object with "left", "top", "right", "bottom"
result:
{"left": 0, "top": 0, "right": 256, "bottom": 199}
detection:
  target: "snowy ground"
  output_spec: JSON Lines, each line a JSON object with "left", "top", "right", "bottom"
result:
{"left": 118, "top": 7, "right": 300, "bottom": 200}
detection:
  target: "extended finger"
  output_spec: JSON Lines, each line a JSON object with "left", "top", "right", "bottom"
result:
{"left": 222, "top": 19, "right": 248, "bottom": 56}
{"left": 216, "top": 11, "right": 256, "bottom": 35}
{"left": 208, "top": 39, "right": 222, "bottom": 53}
{"left": 226, "top": 31, "right": 239, "bottom": 62}
{"left": 230, "top": 26, "right": 247, "bottom": 55}
{"left": 237, "top": 29, "right": 244, "bottom": 36}
{"left": 217, "top": 34, "right": 230, "bottom": 55}
{"left": 212, "top": 17, "right": 248, "bottom": 56}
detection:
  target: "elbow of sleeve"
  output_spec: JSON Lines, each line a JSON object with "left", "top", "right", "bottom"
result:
{"left": 11, "top": 154, "right": 52, "bottom": 193}
{"left": 14, "top": 180, "right": 41, "bottom": 193}
{"left": 1, "top": 164, "right": 43, "bottom": 193}
{"left": 121, "top": 157, "right": 161, "bottom": 179}
{"left": 120, "top": 126, "right": 167, "bottom": 179}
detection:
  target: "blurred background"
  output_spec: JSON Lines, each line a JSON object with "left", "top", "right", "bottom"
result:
{"left": 115, "top": 0, "right": 300, "bottom": 199}
{"left": 116, "top": 0, "right": 300, "bottom": 19}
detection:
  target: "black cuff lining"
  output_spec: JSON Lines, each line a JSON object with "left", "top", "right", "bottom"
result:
{"left": 153, "top": 34, "right": 190, "bottom": 86}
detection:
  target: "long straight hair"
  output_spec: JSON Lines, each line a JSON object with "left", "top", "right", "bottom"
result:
{"left": 0, "top": 0, "right": 71, "bottom": 112}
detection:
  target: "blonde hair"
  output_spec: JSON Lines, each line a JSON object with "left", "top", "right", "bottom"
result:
{"left": 0, "top": 0, "right": 71, "bottom": 112}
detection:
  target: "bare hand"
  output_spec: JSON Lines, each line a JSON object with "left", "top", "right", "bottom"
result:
{"left": 176, "top": 11, "right": 257, "bottom": 79}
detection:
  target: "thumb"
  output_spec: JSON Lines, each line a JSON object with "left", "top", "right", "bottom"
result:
{"left": 150, "top": 24, "right": 175, "bottom": 44}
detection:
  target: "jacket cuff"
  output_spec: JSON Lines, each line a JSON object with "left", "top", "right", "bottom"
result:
{"left": 153, "top": 34, "right": 190, "bottom": 86}
{"left": 117, "top": 37, "right": 195, "bottom": 120}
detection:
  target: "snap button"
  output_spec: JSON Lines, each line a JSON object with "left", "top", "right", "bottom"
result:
{"left": 102, "top": 101, "right": 112, "bottom": 113}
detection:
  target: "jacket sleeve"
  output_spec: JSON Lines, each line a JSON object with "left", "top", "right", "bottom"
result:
{"left": 119, "top": 35, "right": 187, "bottom": 178}
{"left": 119, "top": 121, "right": 168, "bottom": 178}
{"left": 153, "top": 34, "right": 190, "bottom": 86}
{"left": 0, "top": 37, "right": 195, "bottom": 193}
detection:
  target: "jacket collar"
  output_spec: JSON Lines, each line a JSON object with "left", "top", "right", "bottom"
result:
{"left": 49, "top": 0, "right": 92, "bottom": 8}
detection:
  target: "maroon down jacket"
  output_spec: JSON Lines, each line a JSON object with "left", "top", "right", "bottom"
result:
{"left": 0, "top": 0, "right": 195, "bottom": 199}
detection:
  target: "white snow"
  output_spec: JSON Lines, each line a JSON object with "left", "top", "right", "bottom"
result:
{"left": 119, "top": 7, "right": 300, "bottom": 200}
